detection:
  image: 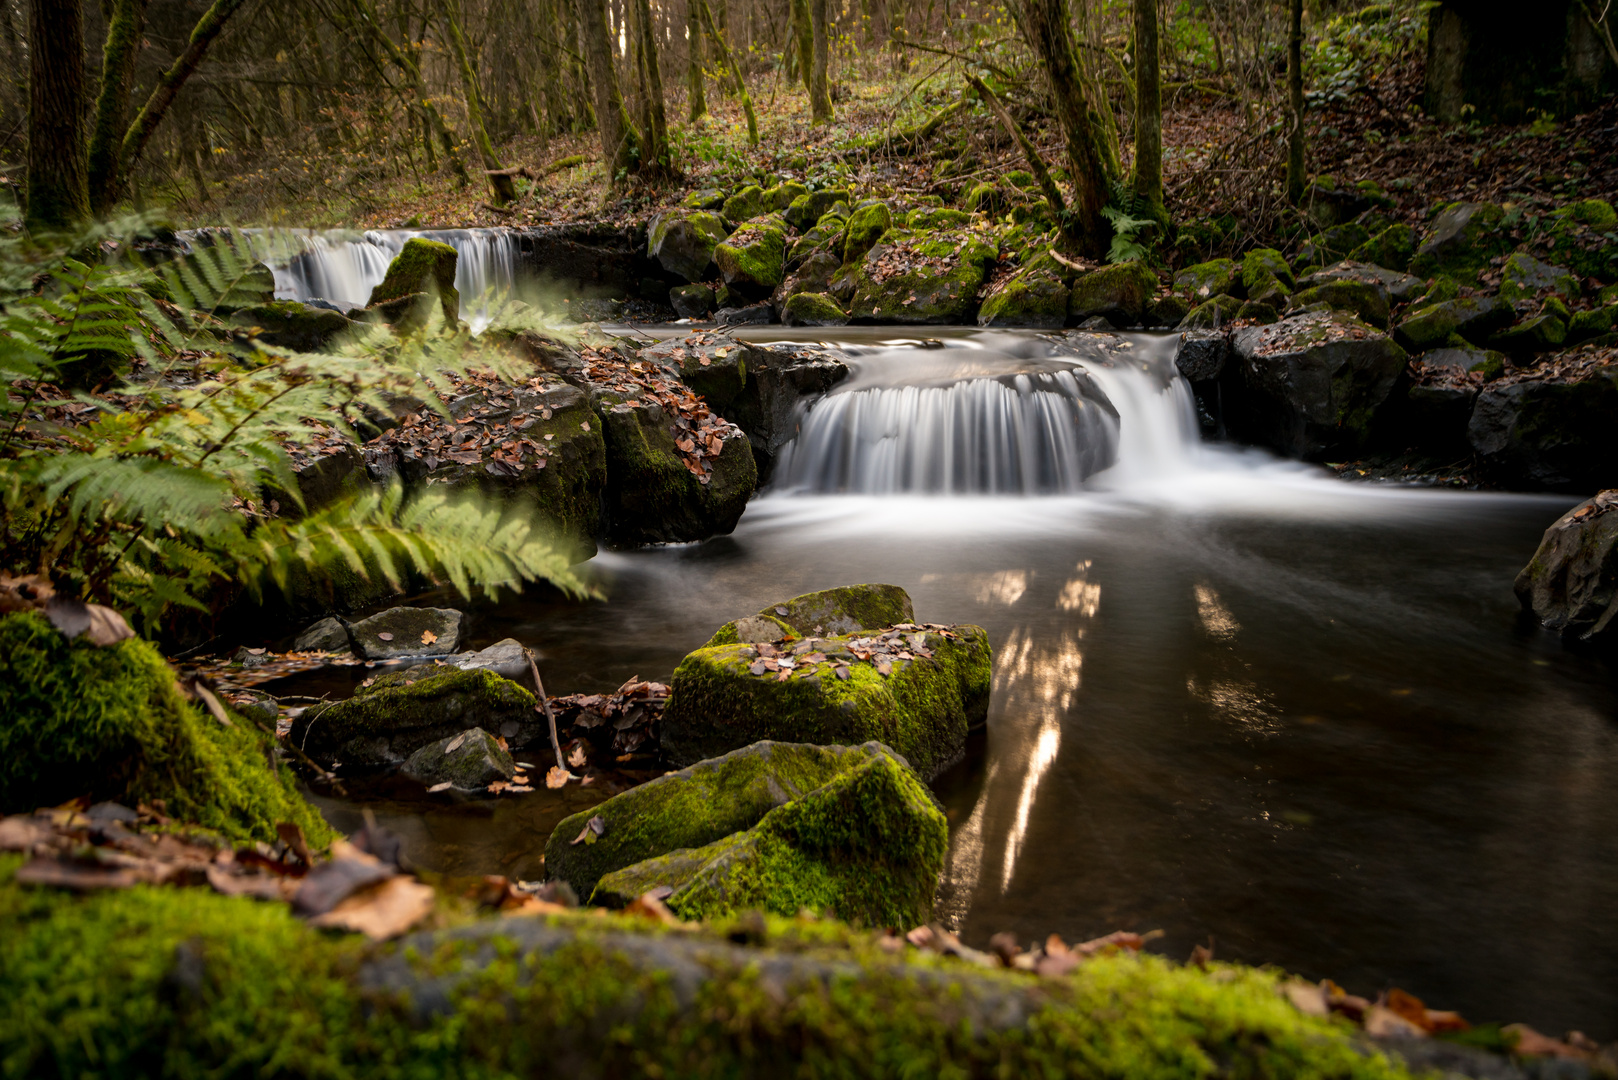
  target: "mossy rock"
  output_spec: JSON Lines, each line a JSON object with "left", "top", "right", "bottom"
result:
{"left": 1069, "top": 261, "right": 1159, "bottom": 324}
{"left": 599, "top": 750, "right": 947, "bottom": 927}
{"left": 1469, "top": 358, "right": 1618, "bottom": 491}
{"left": 367, "top": 238, "right": 459, "bottom": 326}
{"left": 228, "top": 300, "right": 353, "bottom": 350}
{"left": 1146, "top": 293, "right": 1191, "bottom": 328}
{"left": 978, "top": 268, "right": 1070, "bottom": 328}
{"left": 783, "top": 291, "right": 849, "bottom": 327}
{"left": 1288, "top": 279, "right": 1390, "bottom": 329}
{"left": 1241, "top": 248, "right": 1295, "bottom": 298}
{"left": 669, "top": 282, "right": 715, "bottom": 319}
{"left": 0, "top": 613, "right": 331, "bottom": 847}
{"left": 965, "top": 182, "right": 1009, "bottom": 215}
{"left": 1347, "top": 224, "right": 1417, "bottom": 272}
{"left": 1545, "top": 199, "right": 1618, "bottom": 279}
{"left": 842, "top": 202, "right": 893, "bottom": 265}
{"left": 400, "top": 726, "right": 514, "bottom": 791}
{"left": 705, "top": 584, "right": 915, "bottom": 648}
{"left": 762, "top": 180, "right": 808, "bottom": 212}
{"left": 1173, "top": 258, "right": 1239, "bottom": 302}
{"left": 546, "top": 739, "right": 899, "bottom": 899}
{"left": 1235, "top": 299, "right": 1281, "bottom": 324}
{"left": 647, "top": 209, "right": 729, "bottom": 283}
{"left": 1296, "top": 223, "right": 1369, "bottom": 271}
{"left": 848, "top": 228, "right": 998, "bottom": 324}
{"left": 773, "top": 251, "right": 842, "bottom": 312}
{"left": 1408, "top": 201, "right": 1510, "bottom": 284}
{"left": 682, "top": 187, "right": 726, "bottom": 210}
{"left": 721, "top": 185, "right": 767, "bottom": 223}
{"left": 714, "top": 219, "right": 787, "bottom": 294}
{"left": 1499, "top": 252, "right": 1579, "bottom": 303}
{"left": 662, "top": 623, "right": 990, "bottom": 780}
{"left": 904, "top": 207, "right": 971, "bottom": 230}
{"left": 1177, "top": 293, "right": 1243, "bottom": 330}
{"left": 787, "top": 213, "right": 849, "bottom": 265}
{"left": 0, "top": 853, "right": 1429, "bottom": 1079}
{"left": 1487, "top": 313, "right": 1568, "bottom": 354}
{"left": 289, "top": 667, "right": 539, "bottom": 767}
{"left": 1394, "top": 295, "right": 1515, "bottom": 351}
{"left": 784, "top": 188, "right": 851, "bottom": 231}
{"left": 1004, "top": 169, "right": 1038, "bottom": 191}
{"left": 1569, "top": 305, "right": 1618, "bottom": 344}
{"left": 641, "top": 335, "right": 750, "bottom": 408}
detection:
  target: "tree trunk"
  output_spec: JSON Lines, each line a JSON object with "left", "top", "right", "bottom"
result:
{"left": 345, "top": 0, "right": 469, "bottom": 186}
{"left": 1008, "top": 0, "right": 1111, "bottom": 256}
{"left": 116, "top": 0, "right": 247, "bottom": 200}
{"left": 576, "top": 0, "right": 641, "bottom": 176}
{"left": 969, "top": 74, "right": 1064, "bottom": 219}
{"left": 26, "top": 0, "right": 91, "bottom": 231}
{"left": 87, "top": 0, "right": 148, "bottom": 215}
{"left": 809, "top": 0, "right": 832, "bottom": 121}
{"left": 686, "top": 0, "right": 707, "bottom": 119}
{"left": 438, "top": 0, "right": 517, "bottom": 203}
{"left": 790, "top": 0, "right": 813, "bottom": 90}
{"left": 1131, "top": 0, "right": 1161, "bottom": 214}
{"left": 697, "top": 0, "right": 757, "bottom": 144}
{"left": 1286, "top": 0, "right": 1305, "bottom": 202}
{"left": 634, "top": 0, "right": 669, "bottom": 173}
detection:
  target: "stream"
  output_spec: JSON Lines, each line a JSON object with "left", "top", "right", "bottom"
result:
{"left": 267, "top": 245, "right": 1618, "bottom": 1038}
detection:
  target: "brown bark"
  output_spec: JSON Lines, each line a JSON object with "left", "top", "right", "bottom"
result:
{"left": 1131, "top": 0, "right": 1162, "bottom": 214}
{"left": 576, "top": 0, "right": 641, "bottom": 176}
{"left": 809, "top": 0, "right": 832, "bottom": 121}
{"left": 790, "top": 0, "right": 813, "bottom": 89}
{"left": 968, "top": 74, "right": 1064, "bottom": 219}
{"left": 634, "top": 0, "right": 670, "bottom": 173}
{"left": 87, "top": 0, "right": 148, "bottom": 215}
{"left": 439, "top": 0, "right": 518, "bottom": 204}
{"left": 686, "top": 0, "right": 707, "bottom": 119}
{"left": 26, "top": 0, "right": 91, "bottom": 231}
{"left": 696, "top": 0, "right": 757, "bottom": 144}
{"left": 1286, "top": 0, "right": 1306, "bottom": 202}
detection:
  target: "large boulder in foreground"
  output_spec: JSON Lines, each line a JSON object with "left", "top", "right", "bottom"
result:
{"left": 594, "top": 747, "right": 946, "bottom": 927}
{"left": 661, "top": 621, "right": 991, "bottom": 780}
{"left": 703, "top": 583, "right": 915, "bottom": 647}
{"left": 1232, "top": 310, "right": 1407, "bottom": 460}
{"left": 1514, "top": 490, "right": 1618, "bottom": 640}
{"left": 1468, "top": 347, "right": 1618, "bottom": 491}
{"left": 289, "top": 667, "right": 539, "bottom": 767}
{"left": 544, "top": 740, "right": 899, "bottom": 900}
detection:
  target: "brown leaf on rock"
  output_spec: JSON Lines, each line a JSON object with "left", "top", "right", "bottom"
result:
{"left": 376, "top": 632, "right": 394, "bottom": 641}
{"left": 292, "top": 841, "right": 393, "bottom": 916}
{"left": 307, "top": 874, "right": 435, "bottom": 940}
{"left": 623, "top": 891, "right": 682, "bottom": 925}
{"left": 1364, "top": 1005, "right": 1427, "bottom": 1039}
{"left": 570, "top": 815, "right": 605, "bottom": 845}
{"left": 421, "top": 630, "right": 438, "bottom": 645}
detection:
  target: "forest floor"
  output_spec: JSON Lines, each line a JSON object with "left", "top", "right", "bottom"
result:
{"left": 189, "top": 47, "right": 1618, "bottom": 269}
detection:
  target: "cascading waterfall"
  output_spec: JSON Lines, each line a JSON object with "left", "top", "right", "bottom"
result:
{"left": 268, "top": 228, "right": 522, "bottom": 330}
{"left": 773, "top": 332, "right": 1199, "bottom": 494}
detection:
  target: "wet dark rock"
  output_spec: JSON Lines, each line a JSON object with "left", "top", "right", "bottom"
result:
{"left": 228, "top": 301, "right": 354, "bottom": 351}
{"left": 1287, "top": 279, "right": 1390, "bottom": 329}
{"left": 716, "top": 303, "right": 775, "bottom": 326}
{"left": 1409, "top": 201, "right": 1511, "bottom": 284}
{"left": 1175, "top": 330, "right": 1229, "bottom": 382}
{"left": 1395, "top": 296, "right": 1515, "bottom": 352}
{"left": 1299, "top": 260, "right": 1425, "bottom": 305}
{"left": 1487, "top": 312, "right": 1569, "bottom": 354}
{"left": 401, "top": 727, "right": 515, "bottom": 791}
{"left": 772, "top": 250, "right": 841, "bottom": 313}
{"left": 1400, "top": 365, "right": 1480, "bottom": 456}
{"left": 1235, "top": 300, "right": 1280, "bottom": 324}
{"left": 348, "top": 606, "right": 464, "bottom": 661}
{"left": 293, "top": 616, "right": 351, "bottom": 653}
{"left": 669, "top": 284, "right": 715, "bottom": 319}
{"left": 1145, "top": 294, "right": 1191, "bottom": 328}
{"left": 1514, "top": 490, "right": 1618, "bottom": 640}
{"left": 518, "top": 222, "right": 656, "bottom": 300}
{"left": 719, "top": 341, "right": 849, "bottom": 477}
{"left": 1468, "top": 351, "right": 1618, "bottom": 491}
{"left": 444, "top": 638, "right": 530, "bottom": 681}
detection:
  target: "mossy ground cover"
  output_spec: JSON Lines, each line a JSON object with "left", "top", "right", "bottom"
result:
{"left": 0, "top": 851, "right": 1421, "bottom": 1079}
{"left": 0, "top": 613, "right": 331, "bottom": 848}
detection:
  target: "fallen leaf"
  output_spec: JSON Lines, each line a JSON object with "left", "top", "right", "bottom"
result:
{"left": 444, "top": 731, "right": 469, "bottom": 754}
{"left": 275, "top": 822, "right": 312, "bottom": 867}
{"left": 545, "top": 766, "right": 571, "bottom": 789}
{"left": 15, "top": 856, "right": 142, "bottom": 891}
{"left": 421, "top": 630, "right": 438, "bottom": 645}
{"left": 623, "top": 891, "right": 681, "bottom": 925}
{"left": 1364, "top": 1005, "right": 1427, "bottom": 1038}
{"left": 377, "top": 632, "right": 394, "bottom": 641}
{"left": 293, "top": 842, "right": 392, "bottom": 915}
{"left": 308, "top": 875, "right": 435, "bottom": 940}
{"left": 427, "top": 781, "right": 453, "bottom": 793}
{"left": 566, "top": 744, "right": 587, "bottom": 768}
{"left": 1282, "top": 980, "right": 1329, "bottom": 1017}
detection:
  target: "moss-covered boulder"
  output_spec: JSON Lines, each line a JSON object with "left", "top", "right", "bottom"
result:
{"left": 714, "top": 218, "right": 787, "bottom": 295}
{"left": 1499, "top": 253, "right": 1579, "bottom": 303}
{"left": 978, "top": 265, "right": 1070, "bottom": 328}
{"left": 1231, "top": 309, "right": 1407, "bottom": 459}
{"left": 1235, "top": 299, "right": 1280, "bottom": 324}
{"left": 1394, "top": 295, "right": 1515, "bottom": 351}
{"left": 0, "top": 613, "right": 331, "bottom": 847}
{"left": 289, "top": 667, "right": 540, "bottom": 767}
{"left": 367, "top": 238, "right": 460, "bottom": 326}
{"left": 669, "top": 282, "right": 715, "bottom": 319}
{"left": 1069, "top": 261, "right": 1158, "bottom": 325}
{"left": 842, "top": 202, "right": 893, "bottom": 264}
{"left": 1544, "top": 199, "right": 1618, "bottom": 280}
{"left": 1569, "top": 304, "right": 1618, "bottom": 344}
{"left": 762, "top": 180, "right": 808, "bottom": 212}
{"left": 1468, "top": 354, "right": 1618, "bottom": 491}
{"left": 229, "top": 300, "right": 353, "bottom": 350}
{"left": 706, "top": 584, "right": 916, "bottom": 648}
{"left": 783, "top": 291, "right": 850, "bottom": 327}
{"left": 1287, "top": 279, "right": 1390, "bottom": 329}
{"left": 965, "top": 181, "right": 1009, "bottom": 215}
{"left": 1347, "top": 224, "right": 1417, "bottom": 272}
{"left": 661, "top": 622, "right": 990, "bottom": 780}
{"left": 640, "top": 334, "right": 750, "bottom": 408}
{"left": 904, "top": 206, "right": 971, "bottom": 230}
{"left": 400, "top": 726, "right": 515, "bottom": 791}
{"left": 787, "top": 213, "right": 848, "bottom": 265}
{"left": 1146, "top": 293, "right": 1191, "bottom": 328}
{"left": 774, "top": 250, "right": 842, "bottom": 313}
{"left": 1178, "top": 294, "right": 1242, "bottom": 330}
{"left": 1409, "top": 201, "right": 1511, "bottom": 284}
{"left": 1514, "top": 490, "right": 1618, "bottom": 639}
{"left": 545, "top": 739, "right": 899, "bottom": 899}
{"left": 1298, "top": 260, "right": 1425, "bottom": 305}
{"left": 720, "top": 185, "right": 767, "bottom": 223}
{"left": 1173, "top": 258, "right": 1239, "bottom": 302}
{"left": 1488, "top": 311, "right": 1569, "bottom": 353}
{"left": 1241, "top": 248, "right": 1295, "bottom": 303}
{"left": 647, "top": 209, "right": 729, "bottom": 282}
{"left": 596, "top": 393, "right": 758, "bottom": 545}
{"left": 597, "top": 749, "right": 947, "bottom": 926}
{"left": 346, "top": 606, "right": 463, "bottom": 661}
{"left": 848, "top": 228, "right": 998, "bottom": 324}
{"left": 784, "top": 188, "right": 851, "bottom": 231}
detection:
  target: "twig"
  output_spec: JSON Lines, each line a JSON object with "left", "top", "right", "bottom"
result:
{"left": 525, "top": 647, "right": 564, "bottom": 772}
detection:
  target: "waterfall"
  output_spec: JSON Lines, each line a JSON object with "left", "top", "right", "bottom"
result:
{"left": 773, "top": 332, "right": 1199, "bottom": 495}
{"left": 269, "top": 228, "right": 523, "bottom": 330}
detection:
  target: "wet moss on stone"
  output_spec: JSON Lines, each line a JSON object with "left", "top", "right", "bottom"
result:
{"left": 367, "top": 238, "right": 460, "bottom": 325}
{"left": 842, "top": 202, "right": 894, "bottom": 265}
{"left": 849, "top": 229, "right": 999, "bottom": 324}
{"left": 714, "top": 219, "right": 787, "bottom": 292}
{"left": 783, "top": 291, "right": 850, "bottom": 327}
{"left": 1174, "top": 258, "right": 1240, "bottom": 302}
{"left": 703, "top": 583, "right": 915, "bottom": 648}
{"left": 1069, "top": 261, "right": 1160, "bottom": 324}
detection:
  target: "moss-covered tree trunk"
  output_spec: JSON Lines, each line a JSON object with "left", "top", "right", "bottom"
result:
{"left": 576, "top": 0, "right": 641, "bottom": 177}
{"left": 686, "top": 0, "right": 707, "bottom": 120}
{"left": 1009, "top": 0, "right": 1112, "bottom": 257}
{"left": 87, "top": 0, "right": 148, "bottom": 216}
{"left": 1286, "top": 0, "right": 1305, "bottom": 203}
{"left": 1132, "top": 0, "right": 1162, "bottom": 215}
{"left": 809, "top": 0, "right": 833, "bottom": 122}
{"left": 634, "top": 0, "right": 670, "bottom": 175}
{"left": 789, "top": 0, "right": 814, "bottom": 90}
{"left": 345, "top": 0, "right": 469, "bottom": 186}
{"left": 697, "top": 0, "right": 757, "bottom": 145}
{"left": 437, "top": 0, "right": 518, "bottom": 204}
{"left": 25, "top": 0, "right": 91, "bottom": 232}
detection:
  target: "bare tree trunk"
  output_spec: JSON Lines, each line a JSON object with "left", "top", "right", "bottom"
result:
{"left": 969, "top": 74, "right": 1064, "bottom": 218}
{"left": 345, "top": 0, "right": 469, "bottom": 186}
{"left": 1286, "top": 0, "right": 1305, "bottom": 203}
{"left": 686, "top": 0, "right": 707, "bottom": 119}
{"left": 697, "top": 0, "right": 757, "bottom": 144}
{"left": 439, "top": 0, "right": 517, "bottom": 204}
{"left": 809, "top": 0, "right": 832, "bottom": 121}
{"left": 576, "top": 0, "right": 641, "bottom": 176}
{"left": 87, "top": 0, "right": 148, "bottom": 215}
{"left": 26, "top": 0, "right": 91, "bottom": 231}
{"left": 1008, "top": 0, "right": 1111, "bottom": 256}
{"left": 790, "top": 0, "right": 813, "bottom": 89}
{"left": 1131, "top": 0, "right": 1161, "bottom": 214}
{"left": 634, "top": 0, "right": 669, "bottom": 172}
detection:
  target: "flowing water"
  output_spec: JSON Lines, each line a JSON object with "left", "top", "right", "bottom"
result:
{"left": 298, "top": 328, "right": 1618, "bottom": 1039}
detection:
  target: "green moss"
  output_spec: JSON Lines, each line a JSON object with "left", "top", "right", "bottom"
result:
{"left": 1174, "top": 258, "right": 1239, "bottom": 301}
{"left": 1569, "top": 305, "right": 1617, "bottom": 343}
{"left": 228, "top": 300, "right": 352, "bottom": 350}
{"left": 1394, "top": 296, "right": 1514, "bottom": 351}
{"left": 1290, "top": 280, "right": 1389, "bottom": 329}
{"left": 848, "top": 228, "right": 999, "bottom": 324}
{"left": 979, "top": 268, "right": 1070, "bottom": 328}
{"left": 1070, "top": 261, "right": 1160, "bottom": 323}
{"left": 1180, "top": 294, "right": 1243, "bottom": 329}
{"left": 0, "top": 613, "right": 331, "bottom": 847}
{"left": 1348, "top": 224, "right": 1417, "bottom": 272}
{"left": 661, "top": 624, "right": 991, "bottom": 779}
{"left": 714, "top": 219, "right": 787, "bottom": 292}
{"left": 367, "top": 237, "right": 460, "bottom": 325}
{"left": 783, "top": 291, "right": 849, "bottom": 326}
{"left": 647, "top": 210, "right": 730, "bottom": 282}
{"left": 1499, "top": 252, "right": 1580, "bottom": 303}
{"left": 904, "top": 207, "right": 971, "bottom": 230}
{"left": 784, "top": 188, "right": 852, "bottom": 230}
{"left": 965, "top": 182, "right": 1008, "bottom": 215}
{"left": 1409, "top": 201, "right": 1510, "bottom": 284}
{"left": 762, "top": 180, "right": 809, "bottom": 212}
{"left": 721, "top": 185, "right": 767, "bottom": 222}
{"left": 787, "top": 213, "right": 849, "bottom": 263}
{"left": 0, "top": 850, "right": 1423, "bottom": 1078}
{"left": 704, "top": 583, "right": 915, "bottom": 647}
{"left": 546, "top": 740, "right": 893, "bottom": 898}
{"left": 1551, "top": 198, "right": 1617, "bottom": 230}
{"left": 842, "top": 202, "right": 894, "bottom": 264}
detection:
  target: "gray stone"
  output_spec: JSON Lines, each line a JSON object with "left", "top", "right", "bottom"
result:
{"left": 1395, "top": 296, "right": 1515, "bottom": 351}
{"left": 1499, "top": 253, "right": 1579, "bottom": 303}
{"left": 670, "top": 284, "right": 715, "bottom": 319}
{"left": 293, "top": 616, "right": 351, "bottom": 653}
{"left": 1175, "top": 330, "right": 1229, "bottom": 381}
{"left": 1469, "top": 360, "right": 1618, "bottom": 491}
{"left": 1514, "top": 491, "right": 1618, "bottom": 639}
{"left": 1297, "top": 260, "right": 1425, "bottom": 305}
{"left": 716, "top": 303, "right": 774, "bottom": 326}
{"left": 446, "top": 638, "right": 530, "bottom": 680}
{"left": 647, "top": 210, "right": 729, "bottom": 283}
{"left": 349, "top": 607, "right": 464, "bottom": 661}
{"left": 401, "top": 727, "right": 516, "bottom": 791}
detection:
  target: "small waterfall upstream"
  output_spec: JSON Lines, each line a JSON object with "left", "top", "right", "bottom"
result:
{"left": 268, "top": 228, "right": 522, "bottom": 329}
{"left": 773, "top": 332, "right": 1198, "bottom": 494}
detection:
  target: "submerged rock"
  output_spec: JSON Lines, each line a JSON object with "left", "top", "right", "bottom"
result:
{"left": 1175, "top": 330, "right": 1229, "bottom": 382}
{"left": 290, "top": 667, "right": 539, "bottom": 767}
{"left": 661, "top": 621, "right": 991, "bottom": 780}
{"left": 1514, "top": 490, "right": 1618, "bottom": 639}
{"left": 347, "top": 606, "right": 464, "bottom": 661}
{"left": 401, "top": 726, "right": 515, "bottom": 791}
